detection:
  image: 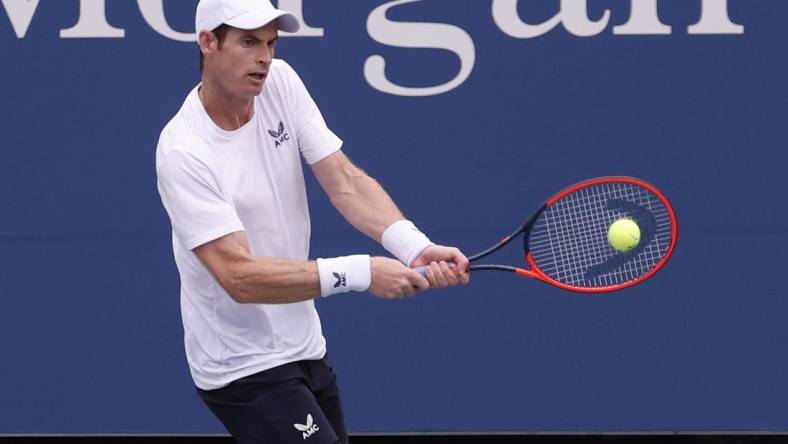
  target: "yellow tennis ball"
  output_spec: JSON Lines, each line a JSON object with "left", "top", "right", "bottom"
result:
{"left": 608, "top": 218, "right": 641, "bottom": 253}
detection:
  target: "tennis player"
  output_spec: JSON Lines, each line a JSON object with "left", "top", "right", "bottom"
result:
{"left": 155, "top": 1, "right": 469, "bottom": 443}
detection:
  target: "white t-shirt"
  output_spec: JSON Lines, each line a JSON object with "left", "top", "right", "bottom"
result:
{"left": 156, "top": 59, "right": 342, "bottom": 390}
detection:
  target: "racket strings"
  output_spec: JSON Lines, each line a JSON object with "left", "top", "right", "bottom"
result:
{"left": 529, "top": 182, "right": 673, "bottom": 288}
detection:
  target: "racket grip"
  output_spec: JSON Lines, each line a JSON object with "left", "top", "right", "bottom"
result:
{"left": 413, "top": 262, "right": 457, "bottom": 276}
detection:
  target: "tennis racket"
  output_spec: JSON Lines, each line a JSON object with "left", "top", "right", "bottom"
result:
{"left": 416, "top": 177, "right": 677, "bottom": 293}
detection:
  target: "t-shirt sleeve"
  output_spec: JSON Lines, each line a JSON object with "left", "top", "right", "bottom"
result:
{"left": 157, "top": 150, "right": 244, "bottom": 250}
{"left": 281, "top": 62, "right": 343, "bottom": 165}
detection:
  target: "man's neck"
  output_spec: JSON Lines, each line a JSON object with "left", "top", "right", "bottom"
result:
{"left": 198, "top": 77, "right": 254, "bottom": 131}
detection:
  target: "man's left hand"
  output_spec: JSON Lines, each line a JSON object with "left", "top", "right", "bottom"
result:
{"left": 410, "top": 245, "right": 471, "bottom": 289}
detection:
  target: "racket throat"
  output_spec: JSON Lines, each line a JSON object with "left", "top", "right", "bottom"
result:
{"left": 514, "top": 267, "right": 538, "bottom": 279}
{"left": 467, "top": 263, "right": 538, "bottom": 278}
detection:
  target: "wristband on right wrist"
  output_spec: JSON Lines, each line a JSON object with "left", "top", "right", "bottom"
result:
{"left": 316, "top": 255, "right": 371, "bottom": 297}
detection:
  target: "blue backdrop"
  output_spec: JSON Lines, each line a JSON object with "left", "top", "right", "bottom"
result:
{"left": 1, "top": 0, "right": 786, "bottom": 434}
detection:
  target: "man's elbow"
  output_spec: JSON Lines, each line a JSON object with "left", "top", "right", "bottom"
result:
{"left": 228, "top": 285, "right": 252, "bottom": 304}
{"left": 222, "top": 269, "right": 255, "bottom": 304}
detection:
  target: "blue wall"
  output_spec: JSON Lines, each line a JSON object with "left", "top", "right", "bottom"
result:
{"left": 1, "top": 0, "right": 786, "bottom": 434}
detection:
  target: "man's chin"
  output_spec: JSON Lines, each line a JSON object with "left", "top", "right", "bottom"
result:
{"left": 247, "top": 83, "right": 265, "bottom": 97}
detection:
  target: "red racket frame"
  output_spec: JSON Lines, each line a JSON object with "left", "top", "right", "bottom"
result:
{"left": 470, "top": 177, "right": 678, "bottom": 293}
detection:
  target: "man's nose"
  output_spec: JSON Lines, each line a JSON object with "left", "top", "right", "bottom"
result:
{"left": 258, "top": 45, "right": 272, "bottom": 65}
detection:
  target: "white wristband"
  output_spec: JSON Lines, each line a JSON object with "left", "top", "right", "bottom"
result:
{"left": 316, "top": 255, "right": 371, "bottom": 297}
{"left": 381, "top": 220, "right": 433, "bottom": 267}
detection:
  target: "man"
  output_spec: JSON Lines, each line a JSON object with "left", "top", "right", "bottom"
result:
{"left": 155, "top": 1, "right": 470, "bottom": 443}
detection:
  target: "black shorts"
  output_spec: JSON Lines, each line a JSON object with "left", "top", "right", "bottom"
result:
{"left": 196, "top": 356, "right": 348, "bottom": 444}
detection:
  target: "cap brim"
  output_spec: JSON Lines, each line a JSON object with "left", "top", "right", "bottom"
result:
{"left": 225, "top": 9, "right": 300, "bottom": 33}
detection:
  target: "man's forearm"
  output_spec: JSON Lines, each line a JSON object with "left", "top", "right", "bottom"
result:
{"left": 221, "top": 257, "right": 322, "bottom": 304}
{"left": 311, "top": 150, "right": 433, "bottom": 266}
{"left": 326, "top": 164, "right": 406, "bottom": 242}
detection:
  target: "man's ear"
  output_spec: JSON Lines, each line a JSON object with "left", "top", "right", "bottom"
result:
{"left": 198, "top": 30, "right": 218, "bottom": 57}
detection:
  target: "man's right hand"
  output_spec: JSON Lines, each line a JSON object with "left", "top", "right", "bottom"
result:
{"left": 369, "top": 256, "right": 430, "bottom": 299}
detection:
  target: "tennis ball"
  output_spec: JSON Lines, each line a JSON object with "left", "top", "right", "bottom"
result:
{"left": 608, "top": 218, "right": 641, "bottom": 253}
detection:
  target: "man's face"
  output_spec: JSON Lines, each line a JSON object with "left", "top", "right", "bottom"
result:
{"left": 207, "top": 22, "right": 279, "bottom": 98}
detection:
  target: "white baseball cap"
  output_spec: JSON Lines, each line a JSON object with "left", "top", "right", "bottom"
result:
{"left": 195, "top": 0, "right": 300, "bottom": 34}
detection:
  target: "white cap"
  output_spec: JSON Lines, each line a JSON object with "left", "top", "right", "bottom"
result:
{"left": 195, "top": 0, "right": 300, "bottom": 34}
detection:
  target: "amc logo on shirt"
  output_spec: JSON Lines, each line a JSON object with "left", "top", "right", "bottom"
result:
{"left": 267, "top": 121, "right": 290, "bottom": 148}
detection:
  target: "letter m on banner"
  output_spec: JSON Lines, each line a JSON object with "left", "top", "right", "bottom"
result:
{"left": 2, "top": 0, "right": 41, "bottom": 38}
{"left": 2, "top": 0, "right": 322, "bottom": 39}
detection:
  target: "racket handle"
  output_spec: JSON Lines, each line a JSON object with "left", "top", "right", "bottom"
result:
{"left": 413, "top": 262, "right": 456, "bottom": 276}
